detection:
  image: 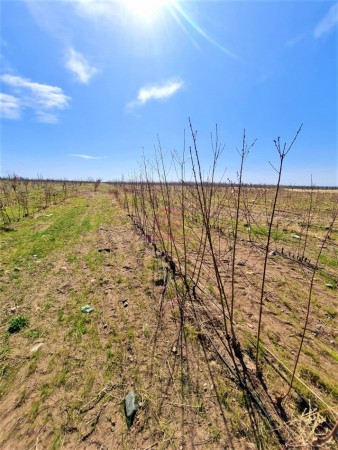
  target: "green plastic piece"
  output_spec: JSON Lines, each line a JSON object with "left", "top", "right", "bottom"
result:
{"left": 81, "top": 305, "right": 94, "bottom": 314}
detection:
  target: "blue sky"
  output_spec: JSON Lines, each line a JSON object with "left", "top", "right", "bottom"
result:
{"left": 0, "top": 0, "right": 337, "bottom": 185}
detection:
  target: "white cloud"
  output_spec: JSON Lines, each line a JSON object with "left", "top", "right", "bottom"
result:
{"left": 68, "top": 154, "right": 103, "bottom": 160}
{"left": 65, "top": 47, "right": 98, "bottom": 84}
{"left": 0, "top": 93, "right": 21, "bottom": 119}
{"left": 314, "top": 3, "right": 338, "bottom": 38}
{"left": 127, "top": 79, "right": 184, "bottom": 109}
{"left": 0, "top": 74, "right": 70, "bottom": 123}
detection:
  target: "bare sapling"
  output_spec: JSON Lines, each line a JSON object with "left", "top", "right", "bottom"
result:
{"left": 230, "top": 130, "right": 256, "bottom": 329}
{"left": 281, "top": 208, "right": 338, "bottom": 401}
{"left": 94, "top": 178, "right": 102, "bottom": 192}
{"left": 255, "top": 124, "right": 303, "bottom": 373}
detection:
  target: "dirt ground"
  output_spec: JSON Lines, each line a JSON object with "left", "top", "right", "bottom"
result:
{"left": 0, "top": 187, "right": 337, "bottom": 449}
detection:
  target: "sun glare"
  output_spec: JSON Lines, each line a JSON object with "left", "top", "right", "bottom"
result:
{"left": 123, "top": 0, "right": 171, "bottom": 22}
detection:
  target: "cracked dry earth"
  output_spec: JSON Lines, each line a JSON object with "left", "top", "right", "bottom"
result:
{"left": 0, "top": 189, "right": 275, "bottom": 450}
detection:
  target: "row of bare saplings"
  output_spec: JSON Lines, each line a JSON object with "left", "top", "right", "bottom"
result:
{"left": 0, "top": 175, "right": 79, "bottom": 225}
{"left": 113, "top": 123, "right": 337, "bottom": 442}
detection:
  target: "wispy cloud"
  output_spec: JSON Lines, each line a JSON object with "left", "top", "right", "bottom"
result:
{"left": 65, "top": 47, "right": 98, "bottom": 84}
{"left": 0, "top": 74, "right": 70, "bottom": 123}
{"left": 127, "top": 79, "right": 184, "bottom": 109}
{"left": 68, "top": 154, "right": 103, "bottom": 160}
{"left": 73, "top": 0, "right": 117, "bottom": 20}
{"left": 314, "top": 3, "right": 338, "bottom": 38}
{"left": 0, "top": 93, "right": 21, "bottom": 119}
{"left": 285, "top": 33, "right": 305, "bottom": 48}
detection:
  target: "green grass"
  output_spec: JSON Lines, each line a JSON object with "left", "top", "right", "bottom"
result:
{"left": 319, "top": 254, "right": 338, "bottom": 269}
{"left": 1, "top": 197, "right": 92, "bottom": 269}
{"left": 248, "top": 224, "right": 284, "bottom": 241}
{"left": 326, "top": 348, "right": 338, "bottom": 362}
{"left": 25, "top": 328, "right": 44, "bottom": 340}
{"left": 299, "top": 366, "right": 338, "bottom": 400}
{"left": 324, "top": 307, "right": 337, "bottom": 319}
{"left": 28, "top": 400, "right": 40, "bottom": 420}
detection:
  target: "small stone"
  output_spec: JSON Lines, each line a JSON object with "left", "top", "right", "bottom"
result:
{"left": 292, "top": 234, "right": 301, "bottom": 239}
{"left": 237, "top": 261, "right": 246, "bottom": 266}
{"left": 13, "top": 267, "right": 21, "bottom": 272}
{"left": 269, "top": 250, "right": 276, "bottom": 256}
{"left": 30, "top": 343, "right": 44, "bottom": 353}
{"left": 123, "top": 300, "right": 129, "bottom": 308}
{"left": 248, "top": 323, "right": 254, "bottom": 329}
{"left": 60, "top": 266, "right": 67, "bottom": 271}
{"left": 325, "top": 283, "right": 334, "bottom": 289}
{"left": 125, "top": 391, "right": 138, "bottom": 427}
{"left": 172, "top": 346, "right": 177, "bottom": 354}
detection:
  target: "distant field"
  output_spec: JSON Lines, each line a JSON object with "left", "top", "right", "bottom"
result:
{"left": 0, "top": 179, "right": 337, "bottom": 449}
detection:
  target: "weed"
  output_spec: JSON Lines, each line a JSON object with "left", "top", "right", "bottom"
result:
{"left": 41, "top": 383, "right": 53, "bottom": 401}
{"left": 194, "top": 401, "right": 204, "bottom": 414}
{"left": 50, "top": 430, "right": 62, "bottom": 450}
{"left": 16, "top": 389, "right": 28, "bottom": 407}
{"left": 303, "top": 347, "right": 320, "bottom": 365}
{"left": 299, "top": 366, "right": 338, "bottom": 400}
{"left": 54, "top": 367, "right": 67, "bottom": 387}
{"left": 282, "top": 299, "right": 293, "bottom": 311}
{"left": 326, "top": 348, "right": 338, "bottom": 363}
{"left": 209, "top": 426, "right": 221, "bottom": 443}
{"left": 8, "top": 316, "right": 28, "bottom": 333}
{"left": 28, "top": 400, "right": 40, "bottom": 420}
{"left": 57, "top": 309, "right": 64, "bottom": 323}
{"left": 66, "top": 253, "right": 77, "bottom": 263}
{"left": 27, "top": 355, "right": 39, "bottom": 376}
{"left": 68, "top": 315, "right": 91, "bottom": 342}
{"left": 184, "top": 324, "right": 198, "bottom": 341}
{"left": 26, "top": 328, "right": 44, "bottom": 340}
{"left": 266, "top": 330, "right": 280, "bottom": 345}
{"left": 142, "top": 323, "right": 151, "bottom": 338}
{"left": 324, "top": 307, "right": 336, "bottom": 319}
{"left": 219, "top": 390, "right": 229, "bottom": 408}
{"left": 319, "top": 254, "right": 338, "bottom": 269}
{"left": 116, "top": 274, "right": 123, "bottom": 284}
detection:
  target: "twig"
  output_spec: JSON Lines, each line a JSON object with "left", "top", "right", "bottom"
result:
{"left": 79, "top": 382, "right": 114, "bottom": 413}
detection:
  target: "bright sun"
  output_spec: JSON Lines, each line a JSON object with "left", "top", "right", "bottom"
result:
{"left": 123, "top": 0, "right": 171, "bottom": 22}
